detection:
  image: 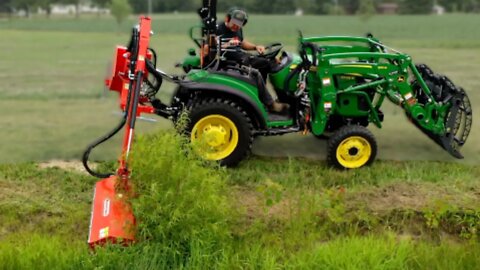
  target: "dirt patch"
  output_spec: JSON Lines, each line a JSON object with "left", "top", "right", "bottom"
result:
{"left": 231, "top": 187, "right": 262, "bottom": 222}
{"left": 38, "top": 160, "right": 89, "bottom": 174}
{"left": 348, "top": 182, "right": 430, "bottom": 212}
{"left": 0, "top": 182, "right": 17, "bottom": 201}
{"left": 231, "top": 186, "right": 293, "bottom": 223}
{"left": 347, "top": 182, "right": 480, "bottom": 213}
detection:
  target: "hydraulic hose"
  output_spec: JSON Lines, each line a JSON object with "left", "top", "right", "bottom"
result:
{"left": 145, "top": 59, "right": 163, "bottom": 91}
{"left": 148, "top": 47, "right": 157, "bottom": 67}
{"left": 83, "top": 72, "right": 136, "bottom": 178}
{"left": 82, "top": 113, "right": 127, "bottom": 178}
{"left": 284, "top": 42, "right": 318, "bottom": 92}
{"left": 83, "top": 59, "right": 162, "bottom": 179}
{"left": 82, "top": 26, "right": 141, "bottom": 178}
{"left": 83, "top": 64, "right": 135, "bottom": 178}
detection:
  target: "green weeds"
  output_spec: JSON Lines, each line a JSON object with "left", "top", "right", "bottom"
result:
{"left": 129, "top": 131, "right": 232, "bottom": 267}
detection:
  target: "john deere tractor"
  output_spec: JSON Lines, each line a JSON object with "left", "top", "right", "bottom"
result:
{"left": 99, "top": 1, "right": 472, "bottom": 170}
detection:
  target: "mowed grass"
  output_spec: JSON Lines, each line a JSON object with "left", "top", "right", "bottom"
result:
{"left": 0, "top": 14, "right": 479, "bottom": 163}
{"left": 2, "top": 13, "right": 480, "bottom": 47}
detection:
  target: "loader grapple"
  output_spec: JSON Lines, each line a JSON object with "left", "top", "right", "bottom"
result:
{"left": 413, "top": 64, "right": 473, "bottom": 158}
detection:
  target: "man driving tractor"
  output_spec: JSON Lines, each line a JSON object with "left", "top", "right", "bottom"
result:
{"left": 217, "top": 7, "right": 289, "bottom": 114}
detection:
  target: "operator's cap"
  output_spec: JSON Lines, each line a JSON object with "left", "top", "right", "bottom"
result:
{"left": 230, "top": 9, "right": 248, "bottom": 27}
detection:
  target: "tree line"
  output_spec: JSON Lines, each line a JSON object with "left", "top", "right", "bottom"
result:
{"left": 2, "top": 0, "right": 480, "bottom": 17}
{"left": 128, "top": 0, "right": 480, "bottom": 15}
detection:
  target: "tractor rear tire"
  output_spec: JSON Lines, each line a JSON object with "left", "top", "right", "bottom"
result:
{"left": 327, "top": 125, "right": 377, "bottom": 169}
{"left": 187, "top": 98, "right": 253, "bottom": 167}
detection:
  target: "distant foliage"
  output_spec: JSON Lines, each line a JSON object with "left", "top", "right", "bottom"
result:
{"left": 399, "top": 0, "right": 435, "bottom": 14}
{"left": 92, "top": 0, "right": 110, "bottom": 8}
{"left": 5, "top": 0, "right": 480, "bottom": 16}
{"left": 324, "top": 2, "right": 347, "bottom": 15}
{"left": 357, "top": 0, "right": 376, "bottom": 21}
{"left": 0, "top": 0, "right": 11, "bottom": 13}
{"left": 110, "top": 0, "right": 131, "bottom": 25}
{"left": 10, "top": 0, "right": 37, "bottom": 17}
{"left": 124, "top": 0, "right": 477, "bottom": 15}
{"left": 438, "top": 0, "right": 480, "bottom": 12}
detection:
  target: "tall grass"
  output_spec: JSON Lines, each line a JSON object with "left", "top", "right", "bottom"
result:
{"left": 287, "top": 234, "right": 480, "bottom": 270}
{"left": 0, "top": 235, "right": 87, "bottom": 270}
{"left": 129, "top": 130, "right": 232, "bottom": 267}
{"left": 2, "top": 233, "right": 480, "bottom": 269}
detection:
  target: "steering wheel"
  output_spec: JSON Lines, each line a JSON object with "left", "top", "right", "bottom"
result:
{"left": 258, "top": 43, "right": 283, "bottom": 59}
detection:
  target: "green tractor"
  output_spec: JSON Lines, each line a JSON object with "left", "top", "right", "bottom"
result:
{"left": 103, "top": 2, "right": 472, "bottom": 170}
{"left": 156, "top": 2, "right": 472, "bottom": 169}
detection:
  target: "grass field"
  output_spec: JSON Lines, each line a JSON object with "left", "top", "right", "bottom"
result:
{"left": 0, "top": 14, "right": 479, "bottom": 269}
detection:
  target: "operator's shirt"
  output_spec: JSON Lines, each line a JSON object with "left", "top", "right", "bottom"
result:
{"left": 217, "top": 22, "right": 244, "bottom": 61}
{"left": 217, "top": 22, "right": 244, "bottom": 41}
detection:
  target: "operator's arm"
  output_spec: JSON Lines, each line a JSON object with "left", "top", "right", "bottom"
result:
{"left": 242, "top": 40, "right": 265, "bottom": 54}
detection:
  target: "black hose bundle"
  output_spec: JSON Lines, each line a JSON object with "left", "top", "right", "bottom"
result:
{"left": 82, "top": 27, "right": 141, "bottom": 178}
{"left": 82, "top": 114, "right": 127, "bottom": 178}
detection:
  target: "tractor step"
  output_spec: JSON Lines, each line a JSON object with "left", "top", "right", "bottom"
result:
{"left": 267, "top": 113, "right": 292, "bottom": 122}
{"left": 255, "top": 126, "right": 301, "bottom": 136}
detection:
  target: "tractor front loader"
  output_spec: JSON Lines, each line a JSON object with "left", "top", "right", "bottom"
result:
{"left": 176, "top": 11, "right": 473, "bottom": 169}
{"left": 82, "top": 3, "right": 472, "bottom": 247}
{"left": 84, "top": 3, "right": 473, "bottom": 172}
{"left": 157, "top": 1, "right": 470, "bottom": 170}
{"left": 282, "top": 36, "right": 472, "bottom": 163}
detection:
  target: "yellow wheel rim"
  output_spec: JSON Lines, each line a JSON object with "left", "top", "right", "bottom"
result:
{"left": 191, "top": 115, "right": 239, "bottom": 161}
{"left": 336, "top": 136, "right": 372, "bottom": 169}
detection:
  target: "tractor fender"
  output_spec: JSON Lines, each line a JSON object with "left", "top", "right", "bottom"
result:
{"left": 176, "top": 82, "right": 267, "bottom": 129}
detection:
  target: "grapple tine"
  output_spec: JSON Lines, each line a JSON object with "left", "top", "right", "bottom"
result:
{"left": 413, "top": 65, "right": 473, "bottom": 159}
{"left": 442, "top": 93, "right": 464, "bottom": 158}
{"left": 411, "top": 119, "right": 463, "bottom": 159}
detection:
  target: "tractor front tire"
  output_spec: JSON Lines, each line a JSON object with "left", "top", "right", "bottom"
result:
{"left": 187, "top": 98, "right": 253, "bottom": 167}
{"left": 327, "top": 125, "right": 377, "bottom": 169}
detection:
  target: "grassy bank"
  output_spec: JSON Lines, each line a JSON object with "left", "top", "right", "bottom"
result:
{"left": 1, "top": 130, "right": 479, "bottom": 269}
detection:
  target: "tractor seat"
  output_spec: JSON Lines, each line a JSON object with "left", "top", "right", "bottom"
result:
{"left": 211, "top": 64, "right": 261, "bottom": 87}
{"left": 271, "top": 52, "right": 293, "bottom": 74}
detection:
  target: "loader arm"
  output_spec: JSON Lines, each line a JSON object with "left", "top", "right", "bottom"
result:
{"left": 300, "top": 39, "right": 472, "bottom": 158}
